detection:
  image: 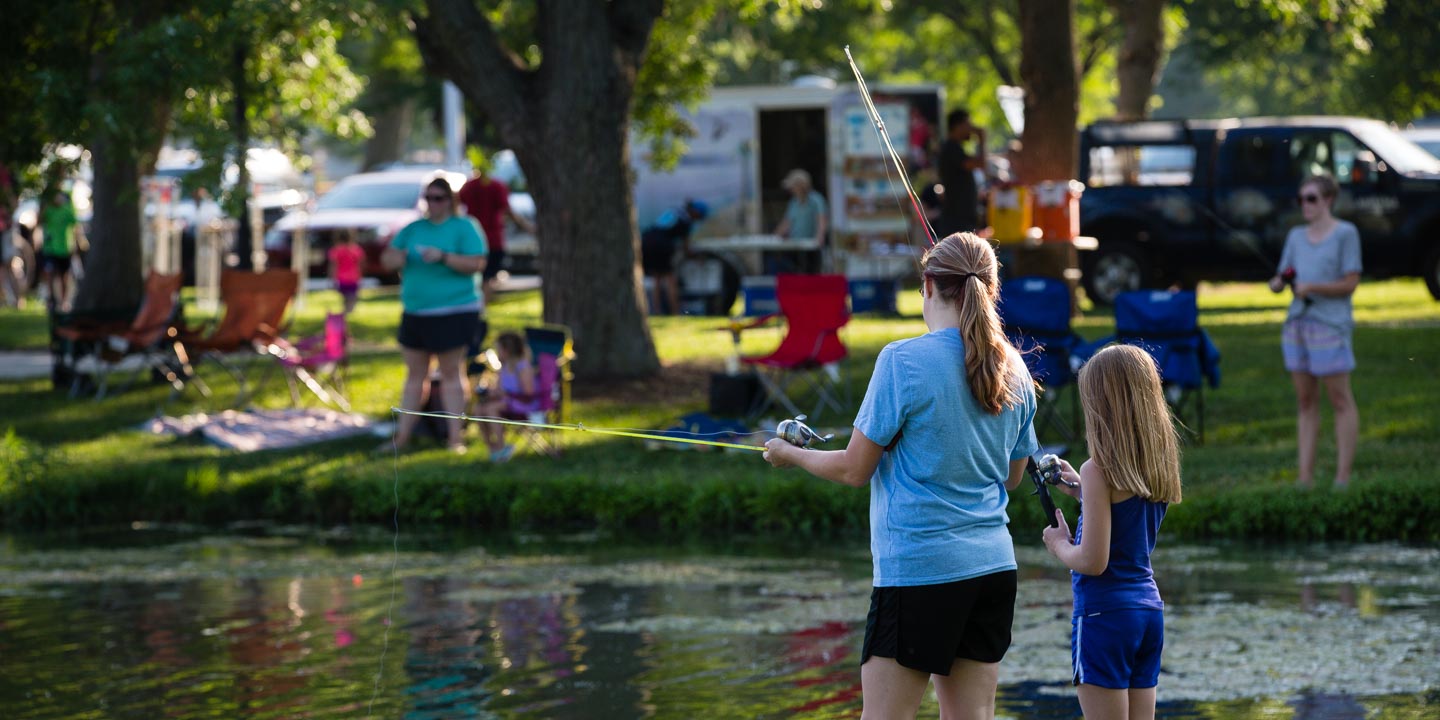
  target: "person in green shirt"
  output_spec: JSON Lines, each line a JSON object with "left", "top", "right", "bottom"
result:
{"left": 39, "top": 190, "right": 82, "bottom": 311}
{"left": 379, "top": 177, "right": 489, "bottom": 455}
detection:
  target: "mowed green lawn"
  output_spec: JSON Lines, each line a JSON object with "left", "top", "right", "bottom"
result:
{"left": 1, "top": 278, "right": 1436, "bottom": 532}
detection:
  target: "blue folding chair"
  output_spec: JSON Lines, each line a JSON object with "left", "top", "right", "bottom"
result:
{"left": 998, "top": 276, "right": 1086, "bottom": 452}
{"left": 1080, "top": 289, "right": 1221, "bottom": 443}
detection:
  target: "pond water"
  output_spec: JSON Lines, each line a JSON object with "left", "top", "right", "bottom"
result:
{"left": 1, "top": 526, "right": 1436, "bottom": 719}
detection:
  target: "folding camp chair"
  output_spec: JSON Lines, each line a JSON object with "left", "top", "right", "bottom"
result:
{"left": 514, "top": 325, "right": 574, "bottom": 456}
{"left": 167, "top": 268, "right": 300, "bottom": 411}
{"left": 55, "top": 270, "right": 184, "bottom": 399}
{"left": 736, "top": 273, "right": 850, "bottom": 421}
{"left": 998, "top": 276, "right": 1086, "bottom": 452}
{"left": 1079, "top": 289, "right": 1221, "bottom": 443}
{"left": 261, "top": 313, "right": 351, "bottom": 411}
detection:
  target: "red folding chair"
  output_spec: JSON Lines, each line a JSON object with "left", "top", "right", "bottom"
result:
{"left": 737, "top": 273, "right": 850, "bottom": 420}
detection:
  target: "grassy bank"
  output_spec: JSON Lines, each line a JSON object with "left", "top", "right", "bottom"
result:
{"left": 2, "top": 279, "right": 1438, "bottom": 542}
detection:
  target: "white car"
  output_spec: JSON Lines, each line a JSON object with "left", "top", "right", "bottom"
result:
{"left": 265, "top": 168, "right": 466, "bottom": 281}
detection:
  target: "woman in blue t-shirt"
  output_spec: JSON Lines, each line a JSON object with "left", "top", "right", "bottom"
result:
{"left": 1042, "top": 343, "right": 1183, "bottom": 720}
{"left": 763, "top": 232, "right": 1038, "bottom": 717}
{"left": 380, "top": 177, "right": 489, "bottom": 454}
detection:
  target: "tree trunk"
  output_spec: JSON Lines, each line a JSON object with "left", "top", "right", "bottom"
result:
{"left": 415, "top": 0, "right": 662, "bottom": 379}
{"left": 362, "top": 98, "right": 416, "bottom": 171}
{"left": 1016, "top": 0, "right": 1081, "bottom": 291}
{"left": 232, "top": 39, "right": 254, "bottom": 270}
{"left": 74, "top": 34, "right": 171, "bottom": 313}
{"left": 1112, "top": 0, "right": 1167, "bottom": 120}
{"left": 1018, "top": 0, "right": 1080, "bottom": 184}
{"left": 528, "top": 112, "right": 657, "bottom": 380}
{"left": 75, "top": 133, "right": 146, "bottom": 313}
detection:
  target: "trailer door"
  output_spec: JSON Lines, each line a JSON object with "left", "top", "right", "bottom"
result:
{"left": 758, "top": 108, "right": 828, "bottom": 231}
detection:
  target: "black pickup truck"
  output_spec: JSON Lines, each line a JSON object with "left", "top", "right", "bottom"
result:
{"left": 1077, "top": 117, "right": 1440, "bottom": 303}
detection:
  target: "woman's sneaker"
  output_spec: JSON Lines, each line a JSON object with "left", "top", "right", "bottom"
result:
{"left": 490, "top": 444, "right": 515, "bottom": 463}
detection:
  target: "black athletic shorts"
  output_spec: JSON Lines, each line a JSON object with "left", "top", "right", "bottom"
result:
{"left": 640, "top": 230, "right": 679, "bottom": 276}
{"left": 41, "top": 252, "right": 72, "bottom": 276}
{"left": 397, "top": 310, "right": 482, "bottom": 354}
{"left": 862, "top": 569, "right": 1018, "bottom": 675}
{"left": 482, "top": 247, "right": 506, "bottom": 282}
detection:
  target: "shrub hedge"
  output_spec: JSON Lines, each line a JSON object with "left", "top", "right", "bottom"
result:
{"left": 3, "top": 431, "right": 1433, "bottom": 543}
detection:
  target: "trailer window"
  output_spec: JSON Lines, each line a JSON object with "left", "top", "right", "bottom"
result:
{"left": 1087, "top": 145, "right": 1195, "bottom": 187}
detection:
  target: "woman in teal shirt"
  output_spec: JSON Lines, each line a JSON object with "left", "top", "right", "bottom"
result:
{"left": 381, "top": 177, "right": 489, "bottom": 454}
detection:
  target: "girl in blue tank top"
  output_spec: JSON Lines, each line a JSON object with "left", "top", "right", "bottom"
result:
{"left": 1042, "top": 344, "right": 1183, "bottom": 719}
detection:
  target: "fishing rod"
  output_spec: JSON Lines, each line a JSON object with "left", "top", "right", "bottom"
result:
{"left": 844, "top": 45, "right": 938, "bottom": 252}
{"left": 389, "top": 409, "right": 835, "bottom": 451}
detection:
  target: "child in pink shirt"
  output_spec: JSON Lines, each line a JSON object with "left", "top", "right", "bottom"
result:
{"left": 328, "top": 234, "right": 365, "bottom": 313}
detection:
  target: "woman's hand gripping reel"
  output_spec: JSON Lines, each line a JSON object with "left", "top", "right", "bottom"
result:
{"left": 1026, "top": 453, "right": 1075, "bottom": 528}
{"left": 776, "top": 415, "right": 833, "bottom": 448}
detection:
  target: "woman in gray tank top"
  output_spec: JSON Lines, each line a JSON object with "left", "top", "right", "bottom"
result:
{"left": 1267, "top": 174, "right": 1361, "bottom": 488}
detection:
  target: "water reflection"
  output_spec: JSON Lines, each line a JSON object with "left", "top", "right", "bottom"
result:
{"left": 0, "top": 531, "right": 1435, "bottom": 719}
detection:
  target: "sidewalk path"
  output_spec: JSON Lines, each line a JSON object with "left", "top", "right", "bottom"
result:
{"left": 0, "top": 351, "right": 53, "bottom": 381}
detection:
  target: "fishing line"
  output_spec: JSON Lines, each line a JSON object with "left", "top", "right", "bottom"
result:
{"left": 389, "top": 408, "right": 769, "bottom": 452}
{"left": 367, "top": 409, "right": 402, "bottom": 718}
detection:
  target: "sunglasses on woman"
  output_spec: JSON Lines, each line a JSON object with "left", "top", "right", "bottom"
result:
{"left": 1298, "top": 193, "right": 1323, "bottom": 205}
{"left": 425, "top": 194, "right": 450, "bottom": 202}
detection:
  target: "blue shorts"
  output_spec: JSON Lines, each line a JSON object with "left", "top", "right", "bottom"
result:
{"left": 1072, "top": 609, "right": 1163, "bottom": 690}
{"left": 1282, "top": 318, "right": 1354, "bottom": 377}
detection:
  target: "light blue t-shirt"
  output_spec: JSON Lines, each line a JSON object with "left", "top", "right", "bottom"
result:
{"left": 854, "top": 329, "right": 1039, "bottom": 587}
{"left": 390, "top": 215, "right": 489, "bottom": 314}
{"left": 783, "top": 191, "right": 827, "bottom": 241}
{"left": 1277, "top": 220, "right": 1362, "bottom": 334}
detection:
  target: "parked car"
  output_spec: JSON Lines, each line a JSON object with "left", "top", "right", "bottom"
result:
{"left": 1401, "top": 126, "right": 1440, "bottom": 161}
{"left": 1077, "top": 117, "right": 1440, "bottom": 303}
{"left": 150, "top": 147, "right": 309, "bottom": 232}
{"left": 265, "top": 168, "right": 466, "bottom": 282}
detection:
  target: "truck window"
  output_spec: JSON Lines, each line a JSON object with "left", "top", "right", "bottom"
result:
{"left": 1289, "top": 132, "right": 1335, "bottom": 183}
{"left": 1330, "top": 132, "right": 1378, "bottom": 186}
{"left": 1223, "top": 133, "right": 1283, "bottom": 185}
{"left": 1086, "top": 145, "right": 1195, "bottom": 187}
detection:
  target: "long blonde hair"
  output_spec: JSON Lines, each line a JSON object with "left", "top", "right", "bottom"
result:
{"left": 1078, "top": 344, "right": 1182, "bottom": 503}
{"left": 921, "top": 232, "right": 1022, "bottom": 415}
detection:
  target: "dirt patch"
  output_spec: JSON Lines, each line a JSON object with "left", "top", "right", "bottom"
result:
{"left": 572, "top": 359, "right": 721, "bottom": 406}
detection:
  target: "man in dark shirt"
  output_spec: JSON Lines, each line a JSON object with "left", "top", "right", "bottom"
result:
{"left": 641, "top": 199, "right": 708, "bottom": 315}
{"left": 938, "top": 109, "right": 986, "bottom": 236}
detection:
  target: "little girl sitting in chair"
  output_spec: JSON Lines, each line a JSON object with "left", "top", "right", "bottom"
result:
{"left": 475, "top": 331, "right": 540, "bottom": 463}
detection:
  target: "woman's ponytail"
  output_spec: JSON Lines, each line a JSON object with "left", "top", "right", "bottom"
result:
{"left": 923, "top": 233, "right": 1021, "bottom": 415}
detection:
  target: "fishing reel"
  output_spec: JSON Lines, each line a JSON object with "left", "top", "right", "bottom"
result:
{"left": 1025, "top": 453, "right": 1075, "bottom": 528}
{"left": 776, "top": 415, "right": 833, "bottom": 448}
{"left": 1281, "top": 267, "right": 1313, "bottom": 307}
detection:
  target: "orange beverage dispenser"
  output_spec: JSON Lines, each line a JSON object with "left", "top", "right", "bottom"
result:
{"left": 1032, "top": 180, "right": 1085, "bottom": 242}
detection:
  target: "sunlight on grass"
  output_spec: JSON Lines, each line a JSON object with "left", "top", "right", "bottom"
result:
{"left": 2, "top": 278, "right": 1438, "bottom": 503}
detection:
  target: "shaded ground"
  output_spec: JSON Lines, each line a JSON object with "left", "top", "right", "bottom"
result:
{"left": 573, "top": 359, "right": 719, "bottom": 406}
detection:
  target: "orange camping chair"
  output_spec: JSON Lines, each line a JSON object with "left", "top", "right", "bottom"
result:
{"left": 55, "top": 270, "right": 184, "bottom": 399}
{"left": 166, "top": 268, "right": 299, "bottom": 410}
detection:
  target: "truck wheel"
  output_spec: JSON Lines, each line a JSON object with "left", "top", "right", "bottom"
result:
{"left": 1082, "top": 241, "right": 1149, "bottom": 306}
{"left": 1425, "top": 246, "right": 1440, "bottom": 301}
